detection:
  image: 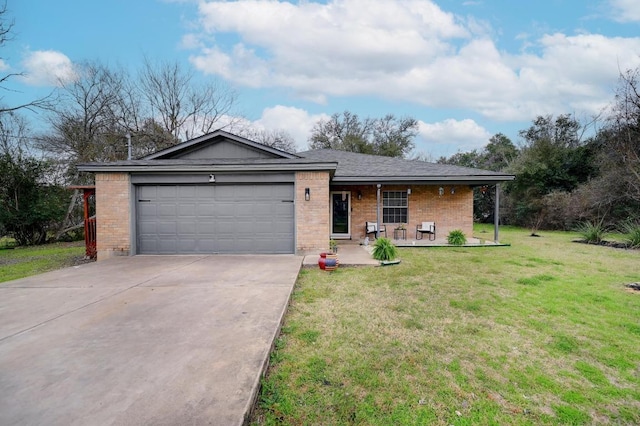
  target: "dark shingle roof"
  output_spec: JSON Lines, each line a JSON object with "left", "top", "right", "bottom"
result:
{"left": 297, "top": 149, "right": 514, "bottom": 184}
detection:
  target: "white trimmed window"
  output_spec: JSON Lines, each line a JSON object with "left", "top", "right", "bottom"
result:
{"left": 383, "top": 191, "right": 408, "bottom": 223}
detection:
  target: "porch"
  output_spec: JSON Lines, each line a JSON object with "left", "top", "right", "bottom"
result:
{"left": 302, "top": 235, "right": 508, "bottom": 267}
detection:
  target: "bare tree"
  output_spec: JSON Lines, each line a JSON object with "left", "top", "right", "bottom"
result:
{"left": 37, "top": 61, "right": 129, "bottom": 184}
{"left": 138, "top": 58, "right": 239, "bottom": 140}
{"left": 605, "top": 67, "right": 640, "bottom": 202}
{"left": 237, "top": 127, "right": 297, "bottom": 153}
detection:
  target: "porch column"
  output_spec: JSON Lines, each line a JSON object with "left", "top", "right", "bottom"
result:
{"left": 376, "top": 184, "right": 381, "bottom": 238}
{"left": 494, "top": 184, "right": 500, "bottom": 243}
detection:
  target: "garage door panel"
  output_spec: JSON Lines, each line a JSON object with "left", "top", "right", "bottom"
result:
{"left": 157, "top": 239, "right": 177, "bottom": 253}
{"left": 157, "top": 221, "right": 177, "bottom": 234}
{"left": 157, "top": 186, "right": 177, "bottom": 198}
{"left": 137, "top": 183, "right": 294, "bottom": 254}
{"left": 158, "top": 204, "right": 177, "bottom": 217}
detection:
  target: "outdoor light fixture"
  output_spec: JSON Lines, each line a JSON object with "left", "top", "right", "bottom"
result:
{"left": 305, "top": 187, "right": 310, "bottom": 201}
{"left": 357, "top": 190, "right": 362, "bottom": 200}
{"left": 407, "top": 188, "right": 411, "bottom": 195}
{"left": 438, "top": 186, "right": 444, "bottom": 196}
{"left": 450, "top": 187, "right": 456, "bottom": 195}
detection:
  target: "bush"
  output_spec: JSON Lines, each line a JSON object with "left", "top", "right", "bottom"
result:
{"left": 372, "top": 237, "right": 398, "bottom": 261}
{"left": 574, "top": 220, "right": 607, "bottom": 244}
{"left": 620, "top": 220, "right": 640, "bottom": 248}
{"left": 447, "top": 229, "right": 467, "bottom": 246}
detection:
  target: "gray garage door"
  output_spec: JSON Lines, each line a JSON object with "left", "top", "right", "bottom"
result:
{"left": 136, "top": 184, "right": 295, "bottom": 254}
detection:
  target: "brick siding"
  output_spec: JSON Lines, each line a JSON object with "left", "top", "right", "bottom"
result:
{"left": 295, "top": 171, "right": 330, "bottom": 254}
{"left": 334, "top": 184, "right": 473, "bottom": 241}
{"left": 95, "top": 172, "right": 131, "bottom": 260}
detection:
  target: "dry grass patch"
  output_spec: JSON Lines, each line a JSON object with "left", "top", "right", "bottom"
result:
{"left": 253, "top": 226, "right": 640, "bottom": 425}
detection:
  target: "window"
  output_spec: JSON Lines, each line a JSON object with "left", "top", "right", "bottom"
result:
{"left": 383, "top": 191, "right": 407, "bottom": 223}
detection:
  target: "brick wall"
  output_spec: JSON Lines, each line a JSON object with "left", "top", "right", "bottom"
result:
{"left": 333, "top": 184, "right": 473, "bottom": 241}
{"left": 95, "top": 172, "right": 131, "bottom": 260}
{"left": 295, "top": 171, "right": 330, "bottom": 254}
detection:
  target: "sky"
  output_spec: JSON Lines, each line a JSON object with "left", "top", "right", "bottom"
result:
{"left": 3, "top": 0, "right": 640, "bottom": 157}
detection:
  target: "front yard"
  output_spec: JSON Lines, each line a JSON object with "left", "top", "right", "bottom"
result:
{"left": 0, "top": 242, "right": 88, "bottom": 283}
{"left": 253, "top": 225, "right": 640, "bottom": 425}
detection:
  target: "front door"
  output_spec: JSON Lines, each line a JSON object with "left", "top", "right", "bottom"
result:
{"left": 331, "top": 191, "right": 351, "bottom": 239}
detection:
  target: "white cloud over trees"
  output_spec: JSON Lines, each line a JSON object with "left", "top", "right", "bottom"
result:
{"left": 20, "top": 50, "right": 76, "bottom": 87}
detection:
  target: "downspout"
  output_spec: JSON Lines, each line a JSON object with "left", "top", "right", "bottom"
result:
{"left": 376, "top": 184, "right": 381, "bottom": 238}
{"left": 494, "top": 184, "right": 500, "bottom": 243}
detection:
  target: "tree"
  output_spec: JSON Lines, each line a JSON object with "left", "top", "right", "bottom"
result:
{"left": 138, "top": 58, "right": 239, "bottom": 140}
{"left": 308, "top": 111, "right": 417, "bottom": 157}
{"left": 309, "top": 111, "right": 373, "bottom": 153}
{"left": 371, "top": 114, "right": 417, "bottom": 157}
{"left": 0, "top": 113, "right": 67, "bottom": 245}
{"left": 237, "top": 127, "right": 297, "bottom": 153}
{"left": 603, "top": 67, "right": 640, "bottom": 203}
{"left": 38, "top": 61, "right": 127, "bottom": 183}
{"left": 438, "top": 133, "right": 518, "bottom": 223}
{"left": 505, "top": 114, "right": 597, "bottom": 229}
{"left": 484, "top": 133, "right": 518, "bottom": 171}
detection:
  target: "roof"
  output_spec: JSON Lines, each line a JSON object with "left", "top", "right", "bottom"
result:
{"left": 144, "top": 129, "right": 299, "bottom": 160}
{"left": 297, "top": 149, "right": 515, "bottom": 184}
{"left": 77, "top": 130, "right": 514, "bottom": 184}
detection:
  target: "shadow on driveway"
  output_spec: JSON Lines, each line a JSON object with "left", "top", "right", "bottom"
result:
{"left": 0, "top": 255, "right": 302, "bottom": 426}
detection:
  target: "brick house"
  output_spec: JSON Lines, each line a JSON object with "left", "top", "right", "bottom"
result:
{"left": 79, "top": 130, "right": 514, "bottom": 260}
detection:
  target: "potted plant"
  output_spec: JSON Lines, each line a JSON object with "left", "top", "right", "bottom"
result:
{"left": 329, "top": 239, "right": 338, "bottom": 253}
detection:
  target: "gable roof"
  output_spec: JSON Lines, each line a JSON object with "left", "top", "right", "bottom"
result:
{"left": 78, "top": 130, "right": 514, "bottom": 185}
{"left": 144, "top": 129, "right": 299, "bottom": 160}
{"left": 297, "top": 149, "right": 514, "bottom": 184}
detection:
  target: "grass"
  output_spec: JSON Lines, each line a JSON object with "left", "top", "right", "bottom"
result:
{"left": 252, "top": 225, "right": 640, "bottom": 425}
{"left": 0, "top": 241, "right": 88, "bottom": 283}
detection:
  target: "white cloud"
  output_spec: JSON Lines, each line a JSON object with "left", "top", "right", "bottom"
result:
{"left": 252, "top": 105, "right": 328, "bottom": 151}
{"left": 609, "top": 0, "right": 640, "bottom": 22}
{"left": 20, "top": 50, "right": 76, "bottom": 87}
{"left": 187, "top": 0, "right": 640, "bottom": 124}
{"left": 417, "top": 118, "right": 491, "bottom": 154}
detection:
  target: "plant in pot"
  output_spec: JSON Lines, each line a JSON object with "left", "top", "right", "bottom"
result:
{"left": 372, "top": 237, "right": 400, "bottom": 265}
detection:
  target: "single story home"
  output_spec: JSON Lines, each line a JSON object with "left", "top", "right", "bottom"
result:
{"left": 78, "top": 130, "right": 515, "bottom": 260}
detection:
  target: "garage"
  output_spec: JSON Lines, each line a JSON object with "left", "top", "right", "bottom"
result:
{"left": 136, "top": 183, "right": 295, "bottom": 254}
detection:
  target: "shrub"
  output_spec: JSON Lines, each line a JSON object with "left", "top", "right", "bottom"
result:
{"left": 447, "top": 229, "right": 467, "bottom": 246}
{"left": 619, "top": 220, "right": 640, "bottom": 248}
{"left": 574, "top": 220, "right": 607, "bottom": 244}
{"left": 372, "top": 237, "right": 398, "bottom": 261}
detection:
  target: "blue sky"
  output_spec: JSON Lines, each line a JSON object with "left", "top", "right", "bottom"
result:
{"left": 4, "top": 0, "right": 640, "bottom": 157}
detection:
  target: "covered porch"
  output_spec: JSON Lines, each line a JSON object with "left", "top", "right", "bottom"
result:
{"left": 328, "top": 182, "right": 506, "bottom": 244}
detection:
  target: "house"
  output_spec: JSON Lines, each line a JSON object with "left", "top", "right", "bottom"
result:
{"left": 78, "top": 130, "right": 515, "bottom": 260}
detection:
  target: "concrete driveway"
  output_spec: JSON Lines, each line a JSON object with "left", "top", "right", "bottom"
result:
{"left": 0, "top": 255, "right": 302, "bottom": 426}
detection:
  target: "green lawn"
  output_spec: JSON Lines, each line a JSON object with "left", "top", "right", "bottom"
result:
{"left": 0, "top": 242, "right": 88, "bottom": 283}
{"left": 253, "top": 225, "right": 640, "bottom": 425}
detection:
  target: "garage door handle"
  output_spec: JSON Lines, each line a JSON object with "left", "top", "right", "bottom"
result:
{"left": 281, "top": 200, "right": 294, "bottom": 203}
{"left": 138, "top": 200, "right": 151, "bottom": 202}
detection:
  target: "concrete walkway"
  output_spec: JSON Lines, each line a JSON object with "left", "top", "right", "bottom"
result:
{"left": 0, "top": 255, "right": 302, "bottom": 426}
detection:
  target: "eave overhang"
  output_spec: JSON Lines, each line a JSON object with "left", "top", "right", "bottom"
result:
{"left": 331, "top": 175, "right": 515, "bottom": 185}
